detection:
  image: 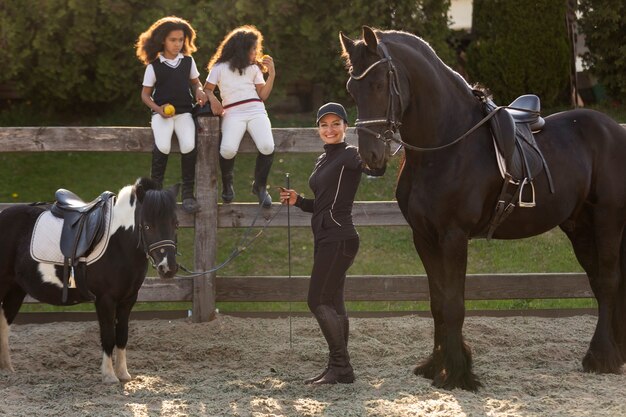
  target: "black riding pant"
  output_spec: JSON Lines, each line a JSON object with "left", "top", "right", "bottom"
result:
{"left": 307, "top": 237, "right": 360, "bottom": 314}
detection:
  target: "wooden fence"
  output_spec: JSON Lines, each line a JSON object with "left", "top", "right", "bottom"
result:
{"left": 2, "top": 118, "right": 624, "bottom": 322}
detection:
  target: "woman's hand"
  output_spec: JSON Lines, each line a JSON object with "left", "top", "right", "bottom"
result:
{"left": 279, "top": 187, "right": 298, "bottom": 206}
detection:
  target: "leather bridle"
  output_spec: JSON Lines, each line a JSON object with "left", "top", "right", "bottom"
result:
{"left": 137, "top": 218, "right": 177, "bottom": 268}
{"left": 349, "top": 42, "right": 404, "bottom": 147}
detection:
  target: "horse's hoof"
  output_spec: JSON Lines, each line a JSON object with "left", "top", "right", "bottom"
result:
{"left": 432, "top": 369, "right": 482, "bottom": 392}
{"left": 582, "top": 349, "right": 623, "bottom": 374}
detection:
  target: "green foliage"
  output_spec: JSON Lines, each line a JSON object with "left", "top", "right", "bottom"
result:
{"left": 578, "top": 0, "right": 626, "bottom": 101}
{"left": 466, "top": 0, "right": 570, "bottom": 107}
{"left": 1, "top": 0, "right": 453, "bottom": 115}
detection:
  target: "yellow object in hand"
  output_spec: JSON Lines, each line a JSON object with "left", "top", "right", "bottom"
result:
{"left": 164, "top": 104, "right": 175, "bottom": 116}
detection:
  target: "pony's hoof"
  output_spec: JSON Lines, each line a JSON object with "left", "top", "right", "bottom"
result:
{"left": 117, "top": 372, "right": 132, "bottom": 382}
{"left": 102, "top": 374, "right": 120, "bottom": 384}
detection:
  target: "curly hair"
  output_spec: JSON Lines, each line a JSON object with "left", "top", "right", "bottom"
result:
{"left": 135, "top": 16, "right": 197, "bottom": 65}
{"left": 207, "top": 25, "right": 265, "bottom": 75}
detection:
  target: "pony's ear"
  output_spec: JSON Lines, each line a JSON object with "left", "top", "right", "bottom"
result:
{"left": 167, "top": 183, "right": 181, "bottom": 201}
{"left": 362, "top": 26, "right": 379, "bottom": 54}
{"left": 135, "top": 179, "right": 147, "bottom": 203}
{"left": 339, "top": 31, "right": 355, "bottom": 56}
{"left": 134, "top": 177, "right": 159, "bottom": 203}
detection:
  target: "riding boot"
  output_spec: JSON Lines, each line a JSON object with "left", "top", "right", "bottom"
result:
{"left": 219, "top": 155, "right": 235, "bottom": 203}
{"left": 181, "top": 149, "right": 201, "bottom": 214}
{"left": 310, "top": 305, "right": 354, "bottom": 385}
{"left": 251, "top": 152, "right": 274, "bottom": 208}
{"left": 305, "top": 313, "right": 350, "bottom": 384}
{"left": 150, "top": 146, "right": 169, "bottom": 189}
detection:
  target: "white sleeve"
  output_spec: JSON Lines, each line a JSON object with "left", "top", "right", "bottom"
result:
{"left": 207, "top": 64, "right": 221, "bottom": 85}
{"left": 142, "top": 64, "right": 156, "bottom": 87}
{"left": 253, "top": 65, "right": 265, "bottom": 85}
{"left": 189, "top": 56, "right": 201, "bottom": 80}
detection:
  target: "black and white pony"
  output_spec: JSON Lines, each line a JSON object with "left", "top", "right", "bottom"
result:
{"left": 0, "top": 178, "right": 179, "bottom": 383}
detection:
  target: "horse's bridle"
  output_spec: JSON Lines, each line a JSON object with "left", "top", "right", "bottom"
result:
{"left": 350, "top": 42, "right": 404, "bottom": 147}
{"left": 349, "top": 42, "right": 541, "bottom": 153}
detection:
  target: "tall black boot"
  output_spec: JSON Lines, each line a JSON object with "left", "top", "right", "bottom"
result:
{"left": 181, "top": 149, "right": 201, "bottom": 214}
{"left": 251, "top": 152, "right": 274, "bottom": 208}
{"left": 219, "top": 155, "right": 235, "bottom": 203}
{"left": 150, "top": 147, "right": 169, "bottom": 189}
{"left": 310, "top": 305, "right": 354, "bottom": 385}
{"left": 305, "top": 313, "right": 350, "bottom": 384}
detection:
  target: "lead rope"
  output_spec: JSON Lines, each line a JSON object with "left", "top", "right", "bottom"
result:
{"left": 286, "top": 173, "right": 293, "bottom": 349}
{"left": 177, "top": 201, "right": 284, "bottom": 277}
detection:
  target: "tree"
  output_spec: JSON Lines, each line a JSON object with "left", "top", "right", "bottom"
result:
{"left": 578, "top": 0, "right": 626, "bottom": 101}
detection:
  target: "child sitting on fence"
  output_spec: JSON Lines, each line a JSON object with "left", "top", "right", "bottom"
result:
{"left": 201, "top": 25, "right": 276, "bottom": 208}
{"left": 135, "top": 16, "right": 206, "bottom": 214}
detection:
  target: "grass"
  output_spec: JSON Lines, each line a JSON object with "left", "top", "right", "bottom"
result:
{"left": 4, "top": 102, "right": 624, "bottom": 314}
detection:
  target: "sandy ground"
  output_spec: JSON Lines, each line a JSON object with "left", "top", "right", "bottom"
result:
{"left": 0, "top": 314, "right": 625, "bottom": 417}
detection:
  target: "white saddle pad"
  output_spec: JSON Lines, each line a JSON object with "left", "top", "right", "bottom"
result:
{"left": 30, "top": 199, "right": 114, "bottom": 265}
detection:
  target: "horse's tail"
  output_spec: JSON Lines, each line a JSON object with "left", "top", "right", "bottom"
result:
{"left": 613, "top": 229, "right": 626, "bottom": 359}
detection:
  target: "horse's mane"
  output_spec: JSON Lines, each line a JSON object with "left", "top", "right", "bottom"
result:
{"left": 343, "top": 28, "right": 474, "bottom": 94}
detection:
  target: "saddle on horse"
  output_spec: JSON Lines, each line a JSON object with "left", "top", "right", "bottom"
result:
{"left": 50, "top": 189, "right": 115, "bottom": 302}
{"left": 482, "top": 94, "right": 554, "bottom": 238}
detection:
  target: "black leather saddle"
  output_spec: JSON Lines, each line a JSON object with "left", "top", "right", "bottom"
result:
{"left": 487, "top": 94, "right": 549, "bottom": 186}
{"left": 483, "top": 94, "right": 554, "bottom": 239}
{"left": 51, "top": 189, "right": 115, "bottom": 302}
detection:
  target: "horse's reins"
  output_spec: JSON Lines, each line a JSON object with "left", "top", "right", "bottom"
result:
{"left": 349, "top": 41, "right": 540, "bottom": 152}
{"left": 176, "top": 198, "right": 284, "bottom": 278}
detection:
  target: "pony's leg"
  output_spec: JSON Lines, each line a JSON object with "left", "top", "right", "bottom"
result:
{"left": 0, "top": 310, "right": 13, "bottom": 372}
{"left": 564, "top": 209, "right": 624, "bottom": 373}
{"left": 0, "top": 285, "right": 26, "bottom": 372}
{"left": 412, "top": 228, "right": 481, "bottom": 391}
{"left": 113, "top": 298, "right": 136, "bottom": 382}
{"left": 95, "top": 296, "right": 119, "bottom": 383}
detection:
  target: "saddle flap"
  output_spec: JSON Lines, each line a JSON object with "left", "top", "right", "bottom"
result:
{"left": 488, "top": 104, "right": 516, "bottom": 160}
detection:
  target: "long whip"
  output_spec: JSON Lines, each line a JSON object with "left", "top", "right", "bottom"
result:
{"left": 286, "top": 173, "right": 293, "bottom": 349}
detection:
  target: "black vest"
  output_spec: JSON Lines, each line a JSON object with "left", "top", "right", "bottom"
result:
{"left": 152, "top": 56, "right": 193, "bottom": 114}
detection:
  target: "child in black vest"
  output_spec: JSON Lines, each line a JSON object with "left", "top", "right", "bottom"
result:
{"left": 136, "top": 16, "right": 207, "bottom": 213}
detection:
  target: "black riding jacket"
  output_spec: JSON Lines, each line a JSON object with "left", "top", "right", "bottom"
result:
{"left": 295, "top": 142, "right": 383, "bottom": 244}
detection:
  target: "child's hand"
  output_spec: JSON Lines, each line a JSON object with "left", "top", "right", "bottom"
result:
{"left": 195, "top": 89, "right": 208, "bottom": 106}
{"left": 262, "top": 55, "right": 275, "bottom": 75}
{"left": 159, "top": 104, "right": 174, "bottom": 118}
{"left": 209, "top": 100, "right": 224, "bottom": 116}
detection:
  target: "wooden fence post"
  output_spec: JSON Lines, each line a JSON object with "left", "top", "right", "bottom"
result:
{"left": 192, "top": 116, "right": 220, "bottom": 322}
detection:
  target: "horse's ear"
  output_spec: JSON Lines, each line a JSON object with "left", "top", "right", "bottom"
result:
{"left": 362, "top": 26, "right": 379, "bottom": 54}
{"left": 339, "top": 31, "right": 355, "bottom": 56}
{"left": 166, "top": 183, "right": 181, "bottom": 201}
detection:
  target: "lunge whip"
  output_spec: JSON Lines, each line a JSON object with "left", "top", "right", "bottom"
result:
{"left": 286, "top": 173, "right": 293, "bottom": 349}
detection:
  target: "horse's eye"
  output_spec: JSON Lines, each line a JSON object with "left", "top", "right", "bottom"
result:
{"left": 144, "top": 224, "right": 150, "bottom": 230}
{"left": 175, "top": 221, "right": 180, "bottom": 229}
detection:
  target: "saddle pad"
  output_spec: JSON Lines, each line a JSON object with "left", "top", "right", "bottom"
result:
{"left": 30, "top": 197, "right": 115, "bottom": 266}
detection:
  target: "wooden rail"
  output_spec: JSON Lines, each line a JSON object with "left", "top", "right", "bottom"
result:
{"left": 2, "top": 121, "right": 623, "bottom": 321}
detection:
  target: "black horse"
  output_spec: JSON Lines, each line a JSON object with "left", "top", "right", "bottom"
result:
{"left": 340, "top": 27, "right": 626, "bottom": 390}
{"left": 0, "top": 178, "right": 179, "bottom": 383}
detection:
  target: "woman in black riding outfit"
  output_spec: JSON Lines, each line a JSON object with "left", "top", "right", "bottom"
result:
{"left": 280, "top": 102, "right": 384, "bottom": 385}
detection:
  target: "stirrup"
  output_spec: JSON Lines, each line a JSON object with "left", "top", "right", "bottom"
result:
{"left": 518, "top": 178, "right": 536, "bottom": 208}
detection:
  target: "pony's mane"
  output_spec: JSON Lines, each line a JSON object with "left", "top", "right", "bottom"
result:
{"left": 142, "top": 188, "right": 177, "bottom": 224}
